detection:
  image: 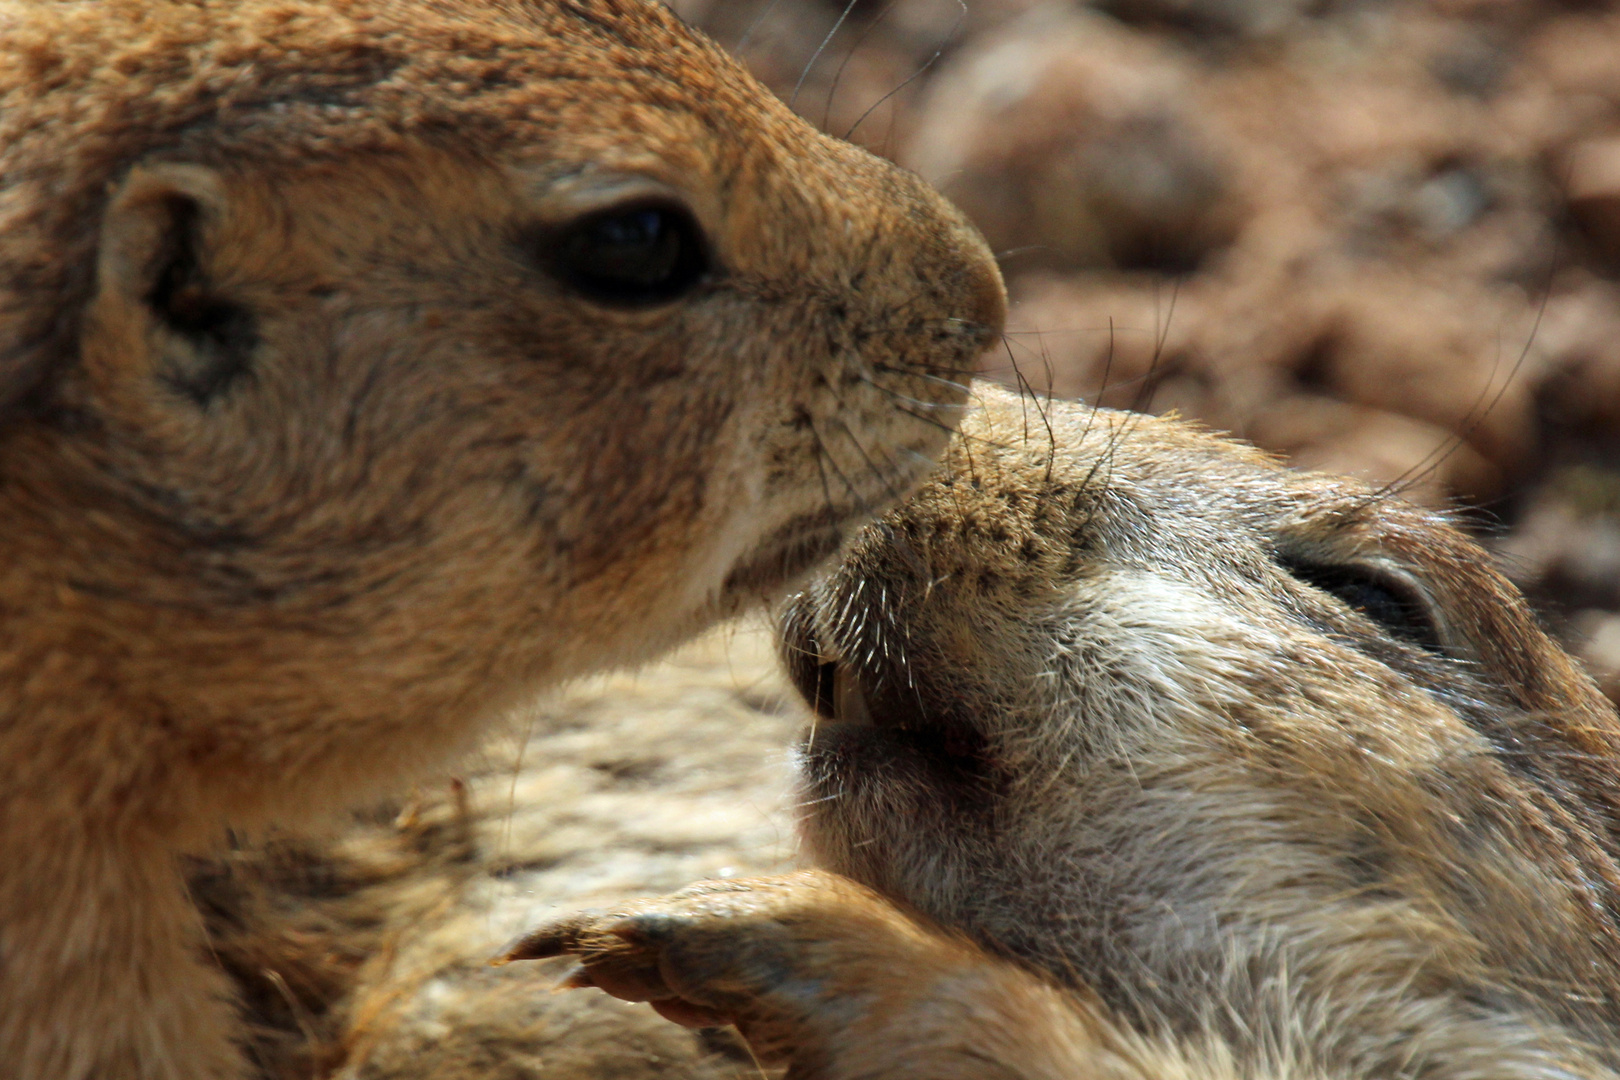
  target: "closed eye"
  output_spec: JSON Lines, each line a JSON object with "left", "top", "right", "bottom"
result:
{"left": 1279, "top": 556, "right": 1442, "bottom": 652}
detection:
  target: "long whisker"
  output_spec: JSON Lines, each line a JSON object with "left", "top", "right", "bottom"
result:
{"left": 822, "top": 0, "right": 904, "bottom": 132}
{"left": 856, "top": 373, "right": 969, "bottom": 413}
{"left": 844, "top": 0, "right": 967, "bottom": 143}
{"left": 1003, "top": 336, "right": 1059, "bottom": 482}
{"left": 815, "top": 421, "right": 870, "bottom": 510}
{"left": 880, "top": 394, "right": 1021, "bottom": 453}
{"left": 1352, "top": 222, "right": 1564, "bottom": 516}
{"left": 1074, "top": 314, "right": 1115, "bottom": 457}
{"left": 835, "top": 416, "right": 906, "bottom": 507}
{"left": 870, "top": 362, "right": 974, "bottom": 395}
{"left": 811, "top": 423, "right": 839, "bottom": 519}
{"left": 734, "top": 0, "right": 787, "bottom": 54}
{"left": 791, "top": 0, "right": 860, "bottom": 112}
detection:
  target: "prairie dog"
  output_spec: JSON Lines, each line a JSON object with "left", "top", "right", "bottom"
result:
{"left": 522, "top": 386, "right": 1620, "bottom": 1080}
{"left": 0, "top": 2, "right": 1005, "bottom": 1077}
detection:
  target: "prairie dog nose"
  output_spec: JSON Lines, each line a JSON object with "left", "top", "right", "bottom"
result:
{"left": 966, "top": 256, "right": 1008, "bottom": 371}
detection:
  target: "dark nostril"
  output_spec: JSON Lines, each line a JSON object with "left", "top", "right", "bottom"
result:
{"left": 779, "top": 598, "right": 841, "bottom": 719}
{"left": 811, "top": 660, "right": 839, "bottom": 720}
{"left": 830, "top": 664, "right": 876, "bottom": 727}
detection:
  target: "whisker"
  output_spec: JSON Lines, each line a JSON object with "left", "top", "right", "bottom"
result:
{"left": 816, "top": 422, "right": 870, "bottom": 510}
{"left": 811, "top": 426, "right": 840, "bottom": 518}
{"left": 997, "top": 244, "right": 1052, "bottom": 261}
{"left": 886, "top": 400, "right": 1021, "bottom": 453}
{"left": 870, "top": 363, "right": 975, "bottom": 393}
{"left": 1076, "top": 314, "right": 1115, "bottom": 447}
{"left": 858, "top": 373, "right": 968, "bottom": 413}
{"left": 1353, "top": 218, "right": 1564, "bottom": 516}
{"left": 1002, "top": 338, "right": 1058, "bottom": 483}
{"left": 844, "top": 0, "right": 967, "bottom": 143}
{"left": 734, "top": 0, "right": 787, "bottom": 54}
{"left": 831, "top": 410, "right": 907, "bottom": 508}
{"left": 822, "top": 0, "right": 905, "bottom": 132}
{"left": 891, "top": 403, "right": 961, "bottom": 437}
{"left": 870, "top": 363, "right": 973, "bottom": 396}
{"left": 1000, "top": 326, "right": 1165, "bottom": 338}
{"left": 791, "top": 0, "right": 860, "bottom": 113}
{"left": 1074, "top": 317, "right": 1121, "bottom": 497}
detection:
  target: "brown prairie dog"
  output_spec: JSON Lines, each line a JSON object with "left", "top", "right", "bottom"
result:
{"left": 0, "top": 2, "right": 1005, "bottom": 1077}
{"left": 523, "top": 384, "right": 1620, "bottom": 1080}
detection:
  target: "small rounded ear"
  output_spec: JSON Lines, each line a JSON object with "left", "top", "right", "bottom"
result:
{"left": 0, "top": 164, "right": 231, "bottom": 427}
{"left": 87, "top": 163, "right": 257, "bottom": 405}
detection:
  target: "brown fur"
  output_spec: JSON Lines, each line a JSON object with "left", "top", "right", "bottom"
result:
{"left": 0, "top": 3, "right": 1005, "bottom": 1076}
{"left": 528, "top": 385, "right": 1620, "bottom": 1078}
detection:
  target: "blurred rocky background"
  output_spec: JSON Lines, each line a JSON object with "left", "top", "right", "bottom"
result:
{"left": 672, "top": 0, "right": 1620, "bottom": 701}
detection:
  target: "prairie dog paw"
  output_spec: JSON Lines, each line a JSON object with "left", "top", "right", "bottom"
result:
{"left": 501, "top": 870, "right": 985, "bottom": 1072}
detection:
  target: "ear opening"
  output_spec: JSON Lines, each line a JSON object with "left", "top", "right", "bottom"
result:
{"left": 97, "top": 163, "right": 228, "bottom": 313}
{"left": 146, "top": 191, "right": 209, "bottom": 321}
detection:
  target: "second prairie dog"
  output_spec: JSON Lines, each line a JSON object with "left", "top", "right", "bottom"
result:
{"left": 0, "top": 2, "right": 1005, "bottom": 1078}
{"left": 524, "top": 385, "right": 1620, "bottom": 1080}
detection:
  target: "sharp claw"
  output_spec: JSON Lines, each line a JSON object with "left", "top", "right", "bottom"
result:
{"left": 496, "top": 919, "right": 587, "bottom": 963}
{"left": 650, "top": 998, "right": 729, "bottom": 1029}
{"left": 556, "top": 962, "right": 596, "bottom": 991}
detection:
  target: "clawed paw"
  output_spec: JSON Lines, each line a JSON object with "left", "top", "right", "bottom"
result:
{"left": 499, "top": 870, "right": 956, "bottom": 1070}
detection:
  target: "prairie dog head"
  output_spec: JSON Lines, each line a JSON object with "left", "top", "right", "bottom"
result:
{"left": 0, "top": 0, "right": 1003, "bottom": 826}
{"left": 784, "top": 386, "right": 1620, "bottom": 1073}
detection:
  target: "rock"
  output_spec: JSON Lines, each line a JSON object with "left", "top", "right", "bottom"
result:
{"left": 903, "top": 5, "right": 1243, "bottom": 274}
{"left": 1572, "top": 609, "right": 1620, "bottom": 706}
{"left": 1527, "top": 278, "right": 1620, "bottom": 451}
{"left": 1282, "top": 276, "right": 1544, "bottom": 498}
{"left": 1100, "top": 0, "right": 1314, "bottom": 39}
{"left": 1566, "top": 135, "right": 1620, "bottom": 261}
{"left": 1498, "top": 479, "right": 1620, "bottom": 614}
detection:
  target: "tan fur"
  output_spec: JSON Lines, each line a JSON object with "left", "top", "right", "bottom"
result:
{"left": 0, "top": 3, "right": 1005, "bottom": 1077}
{"left": 530, "top": 385, "right": 1620, "bottom": 1078}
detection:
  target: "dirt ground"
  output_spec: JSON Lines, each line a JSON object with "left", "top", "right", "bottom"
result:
{"left": 213, "top": 2, "right": 1620, "bottom": 1076}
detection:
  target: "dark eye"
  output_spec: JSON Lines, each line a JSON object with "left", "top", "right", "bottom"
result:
{"left": 1279, "top": 556, "right": 1442, "bottom": 651}
{"left": 544, "top": 200, "right": 710, "bottom": 307}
